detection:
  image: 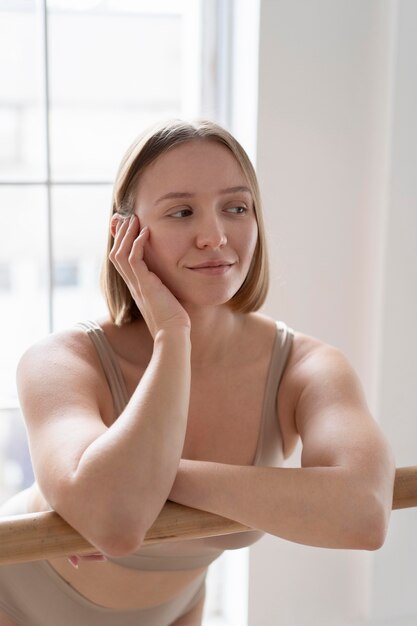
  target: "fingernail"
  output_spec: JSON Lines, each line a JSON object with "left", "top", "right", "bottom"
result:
{"left": 68, "top": 558, "right": 79, "bottom": 569}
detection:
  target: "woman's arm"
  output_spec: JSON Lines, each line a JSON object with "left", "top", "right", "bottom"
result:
{"left": 18, "top": 327, "right": 191, "bottom": 557}
{"left": 18, "top": 217, "right": 192, "bottom": 557}
{"left": 168, "top": 340, "right": 395, "bottom": 550}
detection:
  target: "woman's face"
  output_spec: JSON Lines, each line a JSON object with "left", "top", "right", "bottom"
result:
{"left": 134, "top": 140, "right": 258, "bottom": 309}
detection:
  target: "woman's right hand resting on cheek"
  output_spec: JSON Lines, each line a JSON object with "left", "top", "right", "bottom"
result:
{"left": 109, "top": 214, "right": 190, "bottom": 337}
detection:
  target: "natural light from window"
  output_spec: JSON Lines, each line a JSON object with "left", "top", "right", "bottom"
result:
{"left": 0, "top": 1, "right": 249, "bottom": 623}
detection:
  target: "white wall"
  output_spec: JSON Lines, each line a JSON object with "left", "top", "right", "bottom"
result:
{"left": 248, "top": 1, "right": 417, "bottom": 624}
{"left": 371, "top": 0, "right": 417, "bottom": 621}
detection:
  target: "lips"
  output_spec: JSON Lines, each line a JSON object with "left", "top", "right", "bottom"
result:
{"left": 186, "top": 259, "right": 235, "bottom": 276}
{"left": 188, "top": 260, "right": 234, "bottom": 269}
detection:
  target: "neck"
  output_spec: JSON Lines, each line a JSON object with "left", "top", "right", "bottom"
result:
{"left": 184, "top": 305, "right": 246, "bottom": 370}
{"left": 109, "top": 306, "right": 248, "bottom": 370}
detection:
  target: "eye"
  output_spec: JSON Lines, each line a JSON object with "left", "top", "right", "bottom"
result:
{"left": 226, "top": 206, "right": 248, "bottom": 215}
{"left": 169, "top": 208, "right": 193, "bottom": 218}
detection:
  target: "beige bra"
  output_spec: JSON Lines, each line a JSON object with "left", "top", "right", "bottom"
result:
{"left": 75, "top": 319, "right": 294, "bottom": 571}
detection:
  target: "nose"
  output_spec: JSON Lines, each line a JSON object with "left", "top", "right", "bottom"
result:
{"left": 195, "top": 214, "right": 227, "bottom": 250}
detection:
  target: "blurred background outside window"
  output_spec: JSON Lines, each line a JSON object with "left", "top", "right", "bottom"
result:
{"left": 0, "top": 1, "right": 247, "bottom": 624}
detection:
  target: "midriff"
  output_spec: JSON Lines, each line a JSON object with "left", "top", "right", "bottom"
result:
{"left": 46, "top": 556, "right": 207, "bottom": 609}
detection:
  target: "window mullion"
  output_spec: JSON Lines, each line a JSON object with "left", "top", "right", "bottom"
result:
{"left": 215, "top": 0, "right": 233, "bottom": 128}
{"left": 41, "top": 0, "right": 54, "bottom": 332}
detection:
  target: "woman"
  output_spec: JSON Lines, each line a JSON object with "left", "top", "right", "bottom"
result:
{"left": 0, "top": 119, "right": 395, "bottom": 625}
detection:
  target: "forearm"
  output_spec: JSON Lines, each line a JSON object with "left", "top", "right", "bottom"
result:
{"left": 63, "top": 328, "right": 191, "bottom": 553}
{"left": 169, "top": 460, "right": 393, "bottom": 550}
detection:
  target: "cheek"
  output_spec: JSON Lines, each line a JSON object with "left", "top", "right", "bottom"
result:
{"left": 143, "top": 233, "right": 178, "bottom": 276}
{"left": 243, "top": 223, "right": 259, "bottom": 262}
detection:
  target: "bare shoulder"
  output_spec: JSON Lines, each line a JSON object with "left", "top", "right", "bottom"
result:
{"left": 16, "top": 323, "right": 118, "bottom": 506}
{"left": 285, "top": 331, "right": 366, "bottom": 399}
{"left": 18, "top": 324, "right": 103, "bottom": 384}
{"left": 276, "top": 330, "right": 359, "bottom": 458}
{"left": 16, "top": 323, "right": 114, "bottom": 426}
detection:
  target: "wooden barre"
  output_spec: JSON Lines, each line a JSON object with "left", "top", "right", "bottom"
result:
{"left": 0, "top": 501, "right": 252, "bottom": 566}
{"left": 0, "top": 466, "right": 416, "bottom": 566}
{"left": 391, "top": 465, "right": 417, "bottom": 510}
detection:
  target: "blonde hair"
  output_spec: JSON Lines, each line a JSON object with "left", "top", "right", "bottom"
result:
{"left": 100, "top": 119, "right": 269, "bottom": 325}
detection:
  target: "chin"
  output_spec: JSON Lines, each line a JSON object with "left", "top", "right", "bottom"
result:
{"left": 177, "top": 288, "right": 240, "bottom": 309}
{"left": 160, "top": 270, "right": 247, "bottom": 309}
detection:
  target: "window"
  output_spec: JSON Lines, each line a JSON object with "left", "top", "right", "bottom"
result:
{"left": 0, "top": 264, "right": 12, "bottom": 291}
{"left": 53, "top": 261, "right": 79, "bottom": 288}
{"left": 0, "top": 0, "right": 211, "bottom": 404}
{"left": 0, "top": 1, "right": 251, "bottom": 623}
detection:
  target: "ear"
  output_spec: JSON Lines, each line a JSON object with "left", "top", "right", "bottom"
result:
{"left": 110, "top": 213, "right": 121, "bottom": 238}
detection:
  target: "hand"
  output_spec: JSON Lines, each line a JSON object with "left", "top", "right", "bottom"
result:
{"left": 109, "top": 214, "right": 191, "bottom": 338}
{"left": 67, "top": 552, "right": 107, "bottom": 569}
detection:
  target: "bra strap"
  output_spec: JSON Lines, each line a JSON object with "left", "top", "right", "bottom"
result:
{"left": 75, "top": 320, "right": 129, "bottom": 417}
{"left": 253, "top": 321, "right": 294, "bottom": 466}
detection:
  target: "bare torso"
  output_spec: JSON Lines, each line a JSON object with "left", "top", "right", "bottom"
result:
{"left": 26, "top": 312, "right": 299, "bottom": 609}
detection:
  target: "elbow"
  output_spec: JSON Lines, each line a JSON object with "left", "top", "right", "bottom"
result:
{"left": 100, "top": 531, "right": 145, "bottom": 558}
{"left": 95, "top": 518, "right": 146, "bottom": 558}
{"left": 363, "top": 508, "right": 391, "bottom": 551}
{"left": 97, "top": 500, "right": 161, "bottom": 557}
{"left": 55, "top": 483, "right": 147, "bottom": 558}
{"left": 358, "top": 468, "right": 395, "bottom": 551}
{"left": 347, "top": 455, "right": 395, "bottom": 551}
{"left": 352, "top": 496, "right": 392, "bottom": 552}
{"left": 355, "top": 520, "right": 388, "bottom": 552}
{"left": 57, "top": 471, "right": 149, "bottom": 558}
{"left": 91, "top": 501, "right": 149, "bottom": 557}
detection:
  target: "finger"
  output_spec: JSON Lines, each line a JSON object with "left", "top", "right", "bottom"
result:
{"left": 82, "top": 554, "right": 108, "bottom": 562}
{"left": 129, "top": 226, "right": 149, "bottom": 264}
{"left": 113, "top": 215, "right": 131, "bottom": 241}
{"left": 114, "top": 217, "right": 124, "bottom": 235}
{"left": 109, "top": 218, "right": 150, "bottom": 310}
{"left": 109, "top": 219, "right": 130, "bottom": 265}
{"left": 67, "top": 553, "right": 107, "bottom": 568}
{"left": 109, "top": 217, "right": 134, "bottom": 270}
{"left": 113, "top": 216, "right": 141, "bottom": 259}
{"left": 125, "top": 214, "right": 141, "bottom": 237}
{"left": 111, "top": 213, "right": 135, "bottom": 237}
{"left": 68, "top": 555, "right": 79, "bottom": 569}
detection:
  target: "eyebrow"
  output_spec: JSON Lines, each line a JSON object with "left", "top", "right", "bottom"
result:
{"left": 154, "top": 186, "right": 252, "bottom": 205}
